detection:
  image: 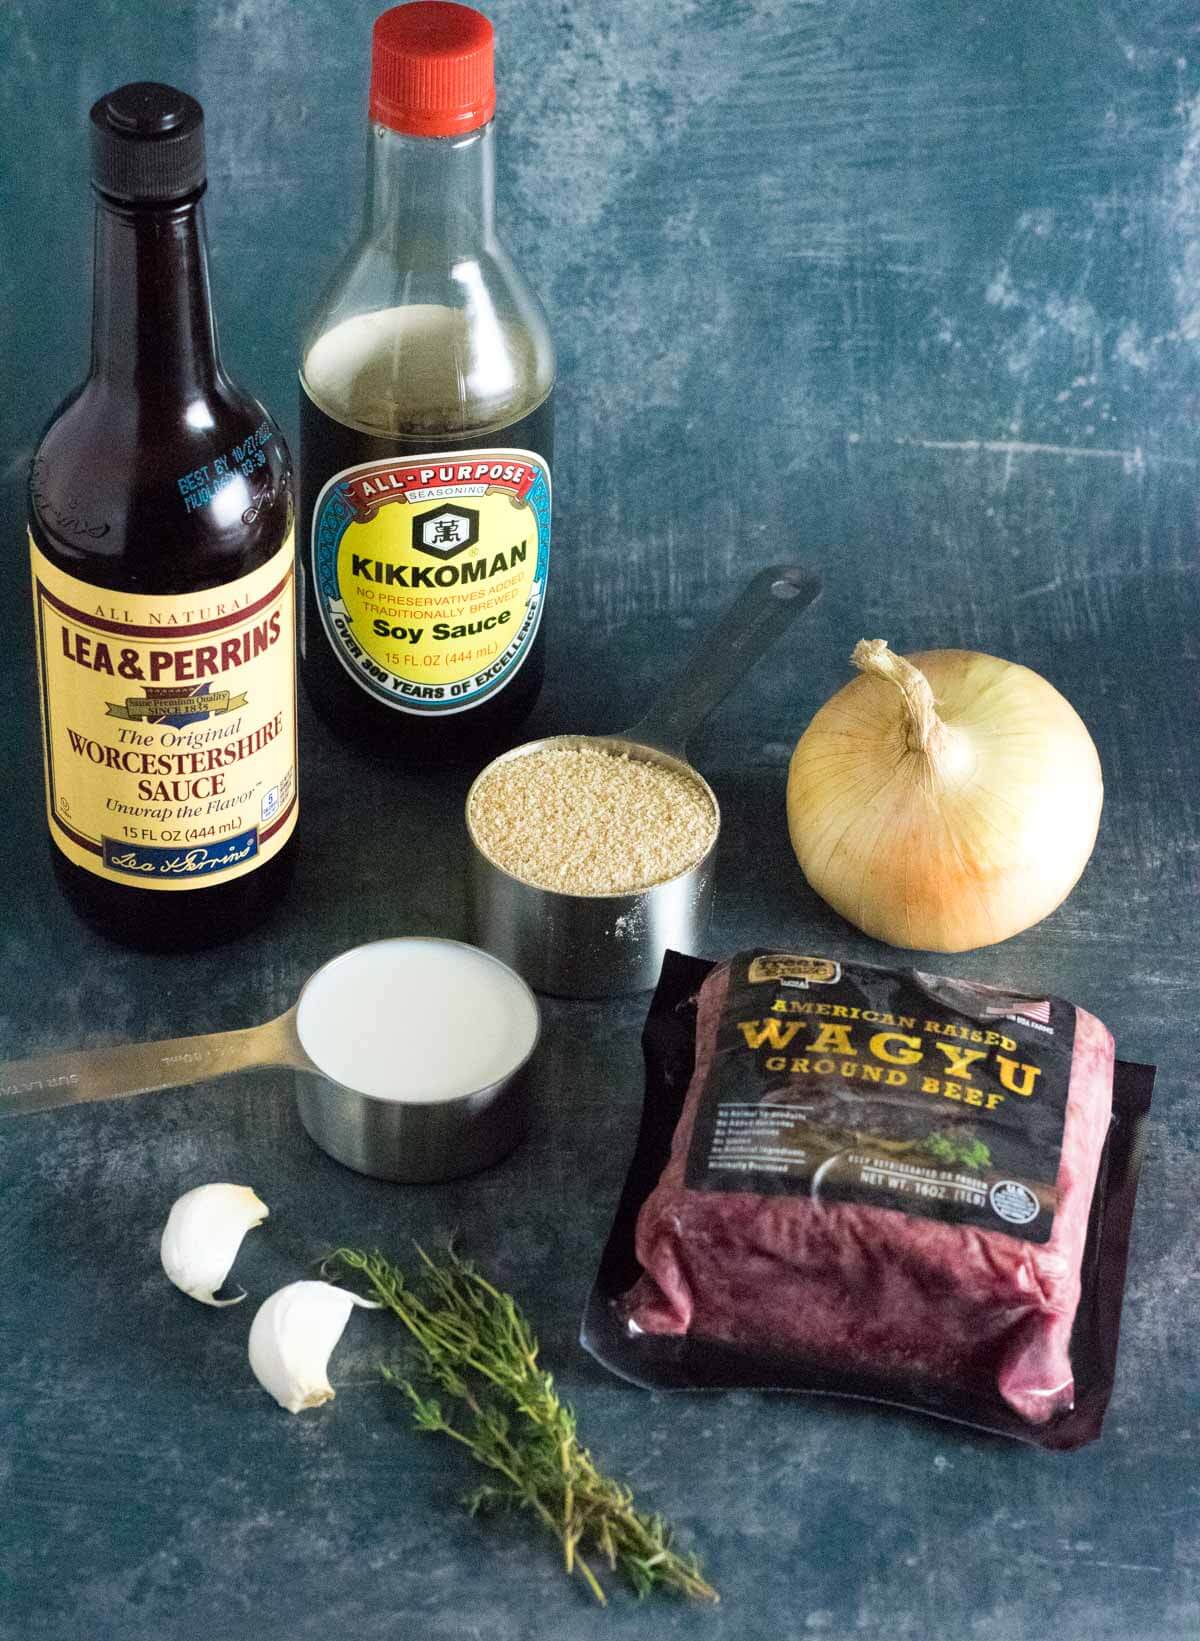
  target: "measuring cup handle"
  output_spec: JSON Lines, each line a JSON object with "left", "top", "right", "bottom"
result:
{"left": 623, "top": 564, "right": 822, "bottom": 755}
{"left": 0, "top": 1014, "right": 303, "bottom": 1120}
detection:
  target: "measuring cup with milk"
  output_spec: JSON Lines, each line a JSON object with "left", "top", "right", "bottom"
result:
{"left": 0, "top": 938, "right": 539, "bottom": 1182}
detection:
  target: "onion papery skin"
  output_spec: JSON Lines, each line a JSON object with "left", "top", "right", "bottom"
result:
{"left": 786, "top": 648, "right": 1104, "bottom": 952}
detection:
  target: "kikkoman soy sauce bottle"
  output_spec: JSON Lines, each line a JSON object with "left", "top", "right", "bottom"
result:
{"left": 28, "top": 84, "right": 298, "bottom": 950}
{"left": 299, "top": 2, "right": 554, "bottom": 760}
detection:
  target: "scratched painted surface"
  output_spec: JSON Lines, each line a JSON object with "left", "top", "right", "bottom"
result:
{"left": 0, "top": 2, "right": 1198, "bottom": 1639}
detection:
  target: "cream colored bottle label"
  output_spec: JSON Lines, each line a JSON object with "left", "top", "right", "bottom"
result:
{"left": 30, "top": 533, "right": 298, "bottom": 890}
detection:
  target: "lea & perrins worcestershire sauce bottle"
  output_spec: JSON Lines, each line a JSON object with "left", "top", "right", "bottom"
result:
{"left": 299, "top": 3, "right": 554, "bottom": 760}
{"left": 28, "top": 85, "right": 298, "bottom": 950}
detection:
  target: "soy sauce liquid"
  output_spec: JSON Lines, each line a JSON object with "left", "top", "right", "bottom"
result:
{"left": 29, "top": 92, "right": 296, "bottom": 950}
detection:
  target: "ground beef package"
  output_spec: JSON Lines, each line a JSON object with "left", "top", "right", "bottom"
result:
{"left": 582, "top": 950, "right": 1155, "bottom": 1450}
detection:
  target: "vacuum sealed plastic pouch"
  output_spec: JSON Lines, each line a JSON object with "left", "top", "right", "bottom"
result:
{"left": 582, "top": 950, "right": 1155, "bottom": 1450}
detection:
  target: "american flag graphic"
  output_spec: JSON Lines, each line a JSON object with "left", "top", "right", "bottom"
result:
{"left": 1008, "top": 999, "right": 1052, "bottom": 1025}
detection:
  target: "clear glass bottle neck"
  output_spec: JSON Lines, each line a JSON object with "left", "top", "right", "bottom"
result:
{"left": 90, "top": 192, "right": 222, "bottom": 396}
{"left": 366, "top": 123, "right": 496, "bottom": 254}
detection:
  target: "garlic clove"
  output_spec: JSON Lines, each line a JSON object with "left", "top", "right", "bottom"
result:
{"left": 160, "top": 1183, "right": 269, "bottom": 1307}
{"left": 248, "top": 1280, "right": 379, "bottom": 1414}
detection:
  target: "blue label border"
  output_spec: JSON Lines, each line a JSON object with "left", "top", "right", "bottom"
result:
{"left": 311, "top": 448, "right": 551, "bottom": 716}
{"left": 102, "top": 829, "right": 259, "bottom": 880}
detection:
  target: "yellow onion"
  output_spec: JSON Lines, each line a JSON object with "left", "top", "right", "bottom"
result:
{"left": 786, "top": 640, "right": 1103, "bottom": 952}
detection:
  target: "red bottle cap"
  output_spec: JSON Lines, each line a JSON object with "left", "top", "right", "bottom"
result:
{"left": 369, "top": 3, "right": 496, "bottom": 139}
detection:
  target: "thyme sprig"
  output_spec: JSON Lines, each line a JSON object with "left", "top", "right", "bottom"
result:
{"left": 327, "top": 1244, "right": 717, "bottom": 1607}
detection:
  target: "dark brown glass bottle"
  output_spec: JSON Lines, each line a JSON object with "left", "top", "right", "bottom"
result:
{"left": 28, "top": 83, "right": 298, "bottom": 950}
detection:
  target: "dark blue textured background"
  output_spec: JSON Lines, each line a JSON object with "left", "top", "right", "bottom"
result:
{"left": 1, "top": 4, "right": 1198, "bottom": 1638}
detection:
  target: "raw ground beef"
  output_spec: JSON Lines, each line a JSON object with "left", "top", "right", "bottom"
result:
{"left": 623, "top": 960, "right": 1116, "bottom": 1424}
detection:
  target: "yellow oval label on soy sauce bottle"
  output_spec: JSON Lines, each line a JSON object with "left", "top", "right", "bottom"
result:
{"left": 310, "top": 448, "right": 550, "bottom": 714}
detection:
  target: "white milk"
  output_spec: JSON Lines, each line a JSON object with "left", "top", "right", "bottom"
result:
{"left": 296, "top": 938, "right": 538, "bottom": 1102}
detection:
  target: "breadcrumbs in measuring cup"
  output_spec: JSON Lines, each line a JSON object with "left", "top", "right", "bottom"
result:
{"left": 467, "top": 746, "right": 717, "bottom": 896}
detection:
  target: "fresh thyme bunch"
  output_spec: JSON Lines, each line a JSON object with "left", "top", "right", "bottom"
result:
{"left": 327, "top": 1245, "right": 717, "bottom": 1607}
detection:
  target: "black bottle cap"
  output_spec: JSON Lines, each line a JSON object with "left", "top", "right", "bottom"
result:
{"left": 89, "top": 82, "right": 206, "bottom": 204}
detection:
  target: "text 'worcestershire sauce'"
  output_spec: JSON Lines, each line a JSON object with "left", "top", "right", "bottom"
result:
{"left": 299, "top": 3, "right": 554, "bottom": 762}
{"left": 28, "top": 84, "right": 298, "bottom": 950}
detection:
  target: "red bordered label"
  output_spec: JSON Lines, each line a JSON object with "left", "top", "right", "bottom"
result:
{"left": 29, "top": 532, "right": 299, "bottom": 890}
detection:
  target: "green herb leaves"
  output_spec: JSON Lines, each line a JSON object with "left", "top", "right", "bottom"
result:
{"left": 921, "top": 1129, "right": 992, "bottom": 1170}
{"left": 327, "top": 1245, "right": 717, "bottom": 1607}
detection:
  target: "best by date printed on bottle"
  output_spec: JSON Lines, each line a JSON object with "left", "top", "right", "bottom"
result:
{"left": 176, "top": 421, "right": 276, "bottom": 513}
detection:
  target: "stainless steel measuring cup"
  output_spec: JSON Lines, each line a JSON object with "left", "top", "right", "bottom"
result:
{"left": 465, "top": 564, "right": 822, "bottom": 998}
{"left": 0, "top": 938, "right": 539, "bottom": 1183}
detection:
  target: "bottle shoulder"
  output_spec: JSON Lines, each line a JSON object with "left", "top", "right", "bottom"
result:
{"left": 30, "top": 374, "right": 294, "bottom": 594}
{"left": 302, "top": 237, "right": 554, "bottom": 440}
